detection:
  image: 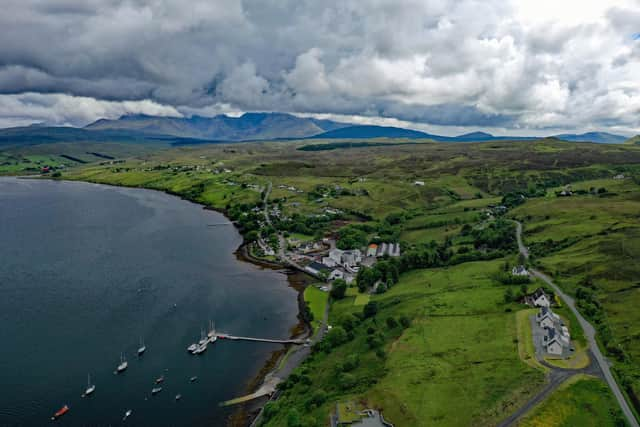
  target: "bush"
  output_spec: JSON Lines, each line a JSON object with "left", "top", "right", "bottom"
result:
{"left": 337, "top": 313, "right": 359, "bottom": 331}
{"left": 386, "top": 316, "right": 398, "bottom": 329}
{"left": 363, "top": 301, "right": 378, "bottom": 318}
{"left": 336, "top": 226, "right": 368, "bottom": 250}
{"left": 325, "top": 326, "right": 348, "bottom": 348}
{"left": 399, "top": 316, "right": 411, "bottom": 328}
{"left": 262, "top": 401, "right": 280, "bottom": 420}
{"left": 330, "top": 279, "right": 347, "bottom": 299}
{"left": 339, "top": 373, "right": 356, "bottom": 390}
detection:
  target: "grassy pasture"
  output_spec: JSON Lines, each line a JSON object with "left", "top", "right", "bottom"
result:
{"left": 263, "top": 260, "right": 545, "bottom": 427}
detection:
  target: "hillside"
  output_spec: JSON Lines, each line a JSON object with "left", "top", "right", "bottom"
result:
{"left": 86, "top": 112, "right": 347, "bottom": 141}
{"left": 554, "top": 132, "right": 628, "bottom": 144}
{"left": 625, "top": 135, "right": 640, "bottom": 145}
{"left": 309, "top": 125, "right": 435, "bottom": 139}
{"left": 310, "top": 126, "right": 540, "bottom": 142}
{"left": 0, "top": 125, "right": 214, "bottom": 148}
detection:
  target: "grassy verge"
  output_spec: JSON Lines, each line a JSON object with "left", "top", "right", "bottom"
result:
{"left": 516, "top": 308, "right": 547, "bottom": 372}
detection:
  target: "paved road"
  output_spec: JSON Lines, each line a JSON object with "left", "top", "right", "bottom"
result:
{"left": 514, "top": 221, "right": 639, "bottom": 427}
{"left": 498, "top": 368, "right": 574, "bottom": 427}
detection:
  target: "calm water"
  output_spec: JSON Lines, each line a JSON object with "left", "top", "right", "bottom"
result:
{"left": 0, "top": 178, "right": 298, "bottom": 426}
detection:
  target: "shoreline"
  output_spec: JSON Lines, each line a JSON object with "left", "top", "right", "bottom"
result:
{"left": 14, "top": 175, "right": 316, "bottom": 427}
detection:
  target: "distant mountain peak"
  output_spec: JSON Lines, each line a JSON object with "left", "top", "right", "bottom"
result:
{"left": 311, "top": 125, "right": 433, "bottom": 140}
{"left": 457, "top": 131, "right": 493, "bottom": 138}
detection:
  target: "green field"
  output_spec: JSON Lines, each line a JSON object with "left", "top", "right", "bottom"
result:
{"left": 304, "top": 285, "right": 329, "bottom": 333}
{"left": 518, "top": 375, "right": 626, "bottom": 427}
{"left": 262, "top": 260, "right": 545, "bottom": 427}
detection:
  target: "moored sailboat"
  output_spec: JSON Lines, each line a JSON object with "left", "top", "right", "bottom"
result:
{"left": 137, "top": 337, "right": 146, "bottom": 356}
{"left": 82, "top": 373, "right": 95, "bottom": 397}
{"left": 116, "top": 353, "right": 128, "bottom": 373}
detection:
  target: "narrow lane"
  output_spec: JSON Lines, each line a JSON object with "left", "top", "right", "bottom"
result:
{"left": 514, "top": 221, "right": 639, "bottom": 427}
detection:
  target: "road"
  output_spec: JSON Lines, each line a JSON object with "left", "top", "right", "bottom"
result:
{"left": 514, "top": 221, "right": 639, "bottom": 427}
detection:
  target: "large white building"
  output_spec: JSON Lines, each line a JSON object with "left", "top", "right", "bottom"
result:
{"left": 329, "top": 248, "right": 362, "bottom": 268}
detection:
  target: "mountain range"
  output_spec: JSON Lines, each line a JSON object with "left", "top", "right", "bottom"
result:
{"left": 0, "top": 112, "right": 633, "bottom": 147}
{"left": 85, "top": 112, "right": 346, "bottom": 141}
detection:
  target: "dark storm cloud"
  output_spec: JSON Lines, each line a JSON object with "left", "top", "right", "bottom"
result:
{"left": 0, "top": 0, "right": 638, "bottom": 132}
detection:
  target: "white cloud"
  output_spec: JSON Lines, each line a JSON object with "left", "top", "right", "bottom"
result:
{"left": 0, "top": 0, "right": 638, "bottom": 133}
{"left": 0, "top": 93, "right": 181, "bottom": 127}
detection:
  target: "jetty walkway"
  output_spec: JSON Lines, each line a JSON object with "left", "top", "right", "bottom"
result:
{"left": 215, "top": 333, "right": 306, "bottom": 345}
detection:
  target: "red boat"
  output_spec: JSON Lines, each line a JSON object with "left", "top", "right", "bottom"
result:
{"left": 51, "top": 405, "right": 69, "bottom": 421}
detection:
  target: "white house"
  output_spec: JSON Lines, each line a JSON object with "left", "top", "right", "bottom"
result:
{"left": 512, "top": 265, "right": 529, "bottom": 276}
{"left": 540, "top": 315, "right": 555, "bottom": 329}
{"left": 525, "top": 288, "right": 550, "bottom": 307}
{"left": 546, "top": 330, "right": 564, "bottom": 355}
{"left": 414, "top": 180, "right": 425, "bottom": 186}
{"left": 536, "top": 307, "right": 557, "bottom": 329}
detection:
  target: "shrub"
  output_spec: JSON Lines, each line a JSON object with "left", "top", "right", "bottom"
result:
{"left": 330, "top": 279, "right": 347, "bottom": 299}
{"left": 399, "top": 316, "right": 411, "bottom": 328}
{"left": 386, "top": 316, "right": 398, "bottom": 329}
{"left": 363, "top": 301, "right": 379, "bottom": 318}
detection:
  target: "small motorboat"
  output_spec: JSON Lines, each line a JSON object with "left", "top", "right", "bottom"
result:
{"left": 189, "top": 376, "right": 198, "bottom": 383}
{"left": 123, "top": 409, "right": 132, "bottom": 421}
{"left": 82, "top": 374, "right": 95, "bottom": 397}
{"left": 51, "top": 404, "right": 69, "bottom": 421}
{"left": 175, "top": 394, "right": 182, "bottom": 401}
{"left": 155, "top": 375, "right": 164, "bottom": 384}
{"left": 151, "top": 387, "right": 163, "bottom": 395}
{"left": 187, "top": 343, "right": 197, "bottom": 353}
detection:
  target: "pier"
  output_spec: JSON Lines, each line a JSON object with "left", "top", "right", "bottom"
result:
{"left": 215, "top": 333, "right": 306, "bottom": 345}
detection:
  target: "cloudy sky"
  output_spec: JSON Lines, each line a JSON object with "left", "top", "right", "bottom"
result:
{"left": 1, "top": 0, "right": 639, "bottom": 135}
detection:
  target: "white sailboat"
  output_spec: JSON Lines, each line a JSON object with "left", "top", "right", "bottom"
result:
{"left": 82, "top": 373, "right": 95, "bottom": 397}
{"left": 116, "top": 353, "right": 128, "bottom": 373}
{"left": 207, "top": 320, "right": 217, "bottom": 343}
{"left": 123, "top": 409, "right": 132, "bottom": 421}
{"left": 137, "top": 337, "right": 146, "bottom": 356}
{"left": 198, "top": 328, "right": 208, "bottom": 346}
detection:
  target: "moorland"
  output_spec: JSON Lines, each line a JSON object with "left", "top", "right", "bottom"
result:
{"left": 2, "top": 136, "right": 640, "bottom": 426}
